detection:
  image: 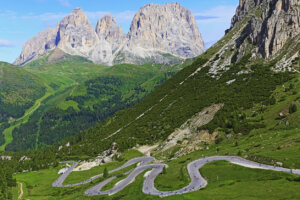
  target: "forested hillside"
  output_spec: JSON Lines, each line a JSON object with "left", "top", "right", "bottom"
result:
{"left": 0, "top": 62, "right": 45, "bottom": 146}
{"left": 3, "top": 53, "right": 192, "bottom": 151}
{"left": 0, "top": 160, "right": 16, "bottom": 199}
{"left": 0, "top": 62, "right": 45, "bottom": 120}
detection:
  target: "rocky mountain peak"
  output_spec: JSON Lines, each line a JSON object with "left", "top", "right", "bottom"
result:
{"left": 95, "top": 14, "right": 117, "bottom": 37}
{"left": 95, "top": 14, "right": 126, "bottom": 54}
{"left": 125, "top": 2, "right": 204, "bottom": 60}
{"left": 56, "top": 7, "right": 93, "bottom": 31}
{"left": 72, "top": 7, "right": 83, "bottom": 13}
{"left": 129, "top": 3, "right": 204, "bottom": 55}
{"left": 230, "top": 0, "right": 300, "bottom": 59}
{"left": 54, "top": 8, "right": 92, "bottom": 31}
{"left": 52, "top": 8, "right": 112, "bottom": 64}
{"left": 15, "top": 3, "right": 205, "bottom": 66}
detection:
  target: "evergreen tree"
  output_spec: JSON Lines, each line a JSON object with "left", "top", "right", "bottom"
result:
{"left": 269, "top": 96, "right": 276, "bottom": 105}
{"left": 289, "top": 104, "right": 297, "bottom": 114}
{"left": 103, "top": 167, "right": 109, "bottom": 178}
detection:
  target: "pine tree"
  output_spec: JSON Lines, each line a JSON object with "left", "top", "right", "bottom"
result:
{"left": 103, "top": 167, "right": 109, "bottom": 178}
{"left": 289, "top": 104, "right": 297, "bottom": 114}
{"left": 269, "top": 96, "right": 276, "bottom": 105}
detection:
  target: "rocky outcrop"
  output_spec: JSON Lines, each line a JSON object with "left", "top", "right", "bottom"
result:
{"left": 15, "top": 3, "right": 204, "bottom": 66}
{"left": 154, "top": 104, "right": 223, "bottom": 154}
{"left": 117, "top": 2, "right": 205, "bottom": 64}
{"left": 230, "top": 0, "right": 300, "bottom": 59}
{"left": 15, "top": 8, "right": 113, "bottom": 65}
{"left": 53, "top": 8, "right": 113, "bottom": 64}
{"left": 95, "top": 14, "right": 126, "bottom": 54}
{"left": 14, "top": 28, "right": 55, "bottom": 65}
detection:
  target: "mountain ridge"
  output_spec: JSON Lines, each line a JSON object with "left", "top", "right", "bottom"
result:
{"left": 14, "top": 3, "right": 205, "bottom": 66}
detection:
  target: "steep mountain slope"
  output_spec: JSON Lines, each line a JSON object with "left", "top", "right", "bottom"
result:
{"left": 14, "top": 3, "right": 204, "bottom": 66}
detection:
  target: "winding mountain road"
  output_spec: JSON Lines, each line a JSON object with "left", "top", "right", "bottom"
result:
{"left": 53, "top": 156, "right": 300, "bottom": 197}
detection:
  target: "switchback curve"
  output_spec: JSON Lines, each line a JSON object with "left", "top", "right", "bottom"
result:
{"left": 53, "top": 156, "right": 300, "bottom": 197}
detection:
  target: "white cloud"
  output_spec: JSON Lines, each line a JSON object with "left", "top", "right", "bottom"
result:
{"left": 194, "top": 5, "right": 236, "bottom": 23}
{"left": 0, "top": 39, "right": 15, "bottom": 47}
{"left": 20, "top": 9, "right": 135, "bottom": 24}
{"left": 0, "top": 10, "right": 17, "bottom": 19}
{"left": 21, "top": 12, "right": 67, "bottom": 20}
{"left": 57, "top": 0, "right": 71, "bottom": 7}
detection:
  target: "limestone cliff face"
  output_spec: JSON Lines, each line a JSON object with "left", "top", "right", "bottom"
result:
{"left": 230, "top": 0, "right": 300, "bottom": 59}
{"left": 53, "top": 8, "right": 113, "bottom": 64}
{"left": 14, "top": 28, "right": 55, "bottom": 65}
{"left": 15, "top": 8, "right": 113, "bottom": 65}
{"left": 15, "top": 3, "right": 205, "bottom": 66}
{"left": 95, "top": 14, "right": 126, "bottom": 54}
{"left": 118, "top": 3, "right": 205, "bottom": 64}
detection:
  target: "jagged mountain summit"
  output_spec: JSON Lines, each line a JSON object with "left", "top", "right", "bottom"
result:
{"left": 95, "top": 14, "right": 126, "bottom": 55}
{"left": 14, "top": 8, "right": 114, "bottom": 65}
{"left": 14, "top": 3, "right": 205, "bottom": 66}
{"left": 115, "top": 2, "right": 205, "bottom": 64}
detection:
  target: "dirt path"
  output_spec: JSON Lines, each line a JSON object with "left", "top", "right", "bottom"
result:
{"left": 16, "top": 102, "right": 41, "bottom": 122}
{"left": 18, "top": 182, "right": 24, "bottom": 200}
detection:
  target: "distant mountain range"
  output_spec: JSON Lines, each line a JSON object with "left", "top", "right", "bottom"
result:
{"left": 14, "top": 3, "right": 205, "bottom": 66}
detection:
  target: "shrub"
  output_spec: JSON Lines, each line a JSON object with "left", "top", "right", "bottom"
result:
{"left": 289, "top": 104, "right": 297, "bottom": 114}
{"left": 269, "top": 96, "right": 276, "bottom": 105}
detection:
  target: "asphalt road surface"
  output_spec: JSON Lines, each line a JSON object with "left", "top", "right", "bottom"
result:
{"left": 53, "top": 156, "right": 300, "bottom": 197}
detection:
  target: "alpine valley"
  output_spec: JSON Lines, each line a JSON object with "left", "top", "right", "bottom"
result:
{"left": 0, "top": 3, "right": 199, "bottom": 152}
{"left": 0, "top": 0, "right": 299, "bottom": 200}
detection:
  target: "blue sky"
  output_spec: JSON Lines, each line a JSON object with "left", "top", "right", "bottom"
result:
{"left": 0, "top": 0, "right": 239, "bottom": 63}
